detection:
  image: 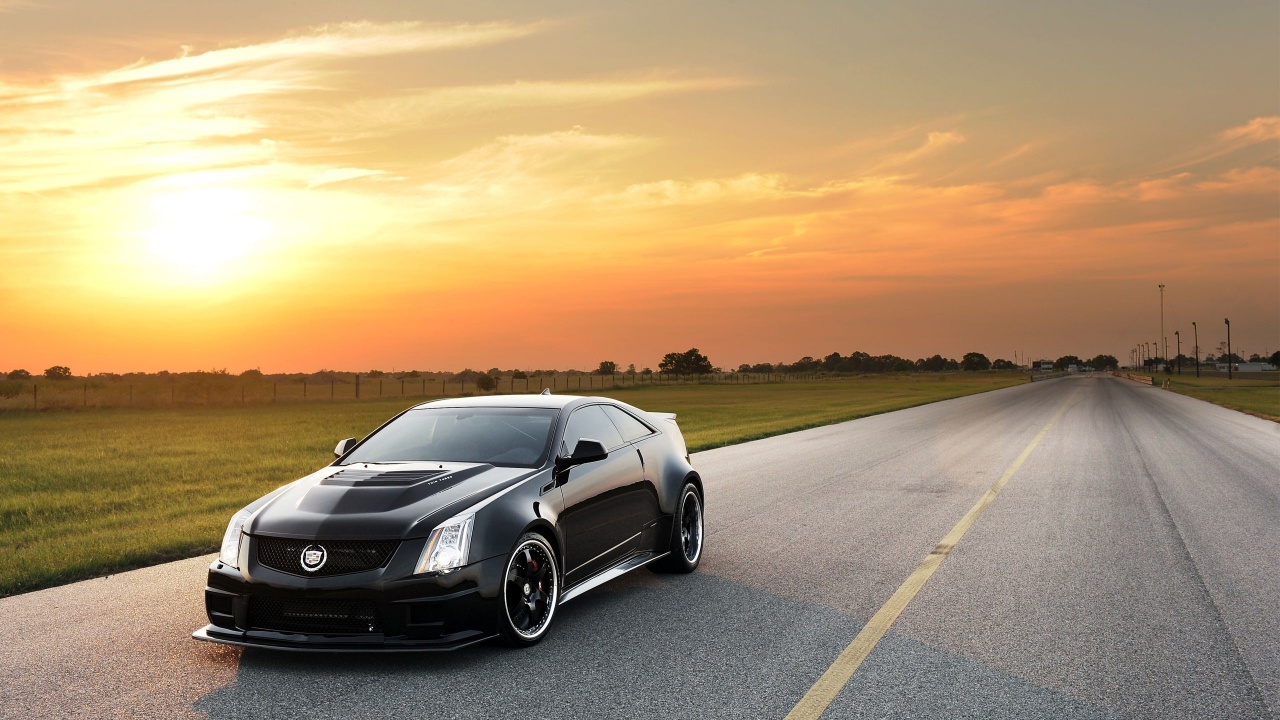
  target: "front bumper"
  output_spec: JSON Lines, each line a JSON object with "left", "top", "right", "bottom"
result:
{"left": 193, "top": 542, "right": 507, "bottom": 652}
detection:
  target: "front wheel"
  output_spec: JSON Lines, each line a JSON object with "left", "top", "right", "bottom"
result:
{"left": 498, "top": 533, "right": 559, "bottom": 647}
{"left": 651, "top": 483, "right": 703, "bottom": 573}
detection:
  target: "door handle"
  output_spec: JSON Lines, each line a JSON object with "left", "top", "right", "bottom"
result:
{"left": 540, "top": 480, "right": 556, "bottom": 495}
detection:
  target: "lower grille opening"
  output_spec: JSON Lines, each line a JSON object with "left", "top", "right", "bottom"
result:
{"left": 249, "top": 597, "right": 382, "bottom": 635}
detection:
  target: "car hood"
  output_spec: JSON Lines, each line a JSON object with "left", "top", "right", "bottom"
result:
{"left": 244, "top": 461, "right": 536, "bottom": 540}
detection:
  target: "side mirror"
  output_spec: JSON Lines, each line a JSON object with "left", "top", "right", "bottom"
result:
{"left": 334, "top": 437, "right": 358, "bottom": 458}
{"left": 556, "top": 438, "right": 608, "bottom": 468}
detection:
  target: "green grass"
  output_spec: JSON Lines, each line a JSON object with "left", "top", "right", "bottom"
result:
{"left": 0, "top": 373, "right": 1024, "bottom": 597}
{"left": 1134, "top": 372, "right": 1280, "bottom": 421}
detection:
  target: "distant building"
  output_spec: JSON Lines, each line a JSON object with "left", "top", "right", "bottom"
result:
{"left": 1038, "top": 361, "right": 1053, "bottom": 372}
{"left": 1215, "top": 362, "right": 1277, "bottom": 372}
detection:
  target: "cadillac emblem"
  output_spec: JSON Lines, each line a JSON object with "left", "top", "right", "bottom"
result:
{"left": 300, "top": 544, "right": 327, "bottom": 572}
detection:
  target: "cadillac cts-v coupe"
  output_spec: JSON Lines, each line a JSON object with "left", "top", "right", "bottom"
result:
{"left": 193, "top": 392, "right": 704, "bottom": 651}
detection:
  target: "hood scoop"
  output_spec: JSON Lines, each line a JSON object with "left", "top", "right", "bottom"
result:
{"left": 320, "top": 468, "right": 448, "bottom": 487}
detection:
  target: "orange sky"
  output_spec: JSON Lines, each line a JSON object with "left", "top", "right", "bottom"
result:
{"left": 2, "top": 1, "right": 1277, "bottom": 373}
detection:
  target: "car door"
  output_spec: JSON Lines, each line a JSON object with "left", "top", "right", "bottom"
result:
{"left": 558, "top": 404, "right": 646, "bottom": 580}
{"left": 601, "top": 404, "right": 663, "bottom": 530}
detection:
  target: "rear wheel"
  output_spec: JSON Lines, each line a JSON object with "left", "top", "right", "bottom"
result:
{"left": 651, "top": 483, "right": 703, "bottom": 573}
{"left": 498, "top": 533, "right": 559, "bottom": 647}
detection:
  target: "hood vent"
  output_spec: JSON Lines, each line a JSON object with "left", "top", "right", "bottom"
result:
{"left": 320, "top": 468, "right": 448, "bottom": 487}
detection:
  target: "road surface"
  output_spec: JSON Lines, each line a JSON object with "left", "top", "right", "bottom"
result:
{"left": 1, "top": 374, "right": 1276, "bottom": 719}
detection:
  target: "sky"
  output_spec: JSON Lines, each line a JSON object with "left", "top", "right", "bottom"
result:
{"left": 1, "top": 0, "right": 1277, "bottom": 374}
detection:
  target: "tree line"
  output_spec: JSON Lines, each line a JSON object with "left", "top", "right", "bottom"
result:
{"left": 6, "top": 347, "right": 1162, "bottom": 390}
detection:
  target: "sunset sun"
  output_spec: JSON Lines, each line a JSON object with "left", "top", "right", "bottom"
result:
{"left": 143, "top": 187, "right": 269, "bottom": 279}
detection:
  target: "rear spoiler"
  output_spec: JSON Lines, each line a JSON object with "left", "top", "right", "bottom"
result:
{"left": 649, "top": 412, "right": 677, "bottom": 423}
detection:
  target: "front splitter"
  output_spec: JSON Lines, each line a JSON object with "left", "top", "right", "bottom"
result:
{"left": 192, "top": 624, "right": 496, "bottom": 653}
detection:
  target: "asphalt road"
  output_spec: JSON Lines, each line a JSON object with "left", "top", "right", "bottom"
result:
{"left": 1, "top": 375, "right": 1276, "bottom": 719}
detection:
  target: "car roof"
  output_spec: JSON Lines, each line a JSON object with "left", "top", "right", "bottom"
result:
{"left": 410, "top": 393, "right": 604, "bottom": 411}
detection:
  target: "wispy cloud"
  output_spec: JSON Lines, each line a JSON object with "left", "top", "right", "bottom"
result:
{"left": 1219, "top": 116, "right": 1280, "bottom": 144}
{"left": 0, "top": 22, "right": 546, "bottom": 193}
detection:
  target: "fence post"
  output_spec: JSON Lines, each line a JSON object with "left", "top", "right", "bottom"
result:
{"left": 33, "top": 383, "right": 37, "bottom": 409}
{"left": 378, "top": 379, "right": 382, "bottom": 398}
{"left": 303, "top": 381, "right": 307, "bottom": 399}
{"left": 242, "top": 386, "right": 245, "bottom": 404}
{"left": 331, "top": 380, "right": 335, "bottom": 399}
{"left": 272, "top": 383, "right": 276, "bottom": 402}
{"left": 83, "top": 383, "right": 87, "bottom": 407}
{"left": 130, "top": 385, "right": 134, "bottom": 406}
{"left": 356, "top": 375, "right": 361, "bottom": 399}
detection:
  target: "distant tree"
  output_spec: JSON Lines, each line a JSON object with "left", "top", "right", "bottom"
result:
{"left": 402, "top": 370, "right": 421, "bottom": 378}
{"left": 916, "top": 354, "right": 958, "bottom": 372}
{"left": 7, "top": 369, "right": 31, "bottom": 380}
{"left": 1053, "top": 355, "right": 1083, "bottom": 371}
{"left": 626, "top": 364, "right": 636, "bottom": 375}
{"left": 366, "top": 369, "right": 386, "bottom": 378}
{"left": 486, "top": 367, "right": 502, "bottom": 378}
{"left": 594, "top": 361, "right": 618, "bottom": 375}
{"left": 991, "top": 358, "right": 1017, "bottom": 371}
{"left": 44, "top": 366, "right": 72, "bottom": 380}
{"left": 1088, "top": 354, "right": 1119, "bottom": 371}
{"left": 1270, "top": 350, "right": 1280, "bottom": 367}
{"left": 1248, "top": 353, "right": 1263, "bottom": 362}
{"left": 1218, "top": 353, "right": 1244, "bottom": 364}
{"left": 475, "top": 373, "right": 497, "bottom": 391}
{"left": 240, "top": 368, "right": 263, "bottom": 378}
{"left": 961, "top": 352, "right": 991, "bottom": 371}
{"left": 1203, "top": 354, "right": 1216, "bottom": 363}
{"left": 512, "top": 370, "right": 528, "bottom": 380}
{"left": 641, "top": 368, "right": 653, "bottom": 375}
{"left": 659, "top": 348, "right": 713, "bottom": 375}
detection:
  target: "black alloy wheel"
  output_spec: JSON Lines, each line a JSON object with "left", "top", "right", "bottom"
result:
{"left": 651, "top": 483, "right": 703, "bottom": 574}
{"left": 499, "top": 533, "right": 559, "bottom": 646}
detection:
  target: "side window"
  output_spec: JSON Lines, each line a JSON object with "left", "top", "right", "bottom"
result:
{"left": 603, "top": 405, "right": 654, "bottom": 443}
{"left": 562, "top": 405, "right": 625, "bottom": 453}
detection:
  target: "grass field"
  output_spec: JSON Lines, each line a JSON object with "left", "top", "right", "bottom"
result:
{"left": 0, "top": 374, "right": 1027, "bottom": 597}
{"left": 1133, "top": 372, "right": 1280, "bottom": 421}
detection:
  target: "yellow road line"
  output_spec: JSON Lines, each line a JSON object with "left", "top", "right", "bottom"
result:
{"left": 785, "top": 389, "right": 1079, "bottom": 720}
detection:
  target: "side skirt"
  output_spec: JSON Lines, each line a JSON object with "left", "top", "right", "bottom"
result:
{"left": 559, "top": 550, "right": 670, "bottom": 605}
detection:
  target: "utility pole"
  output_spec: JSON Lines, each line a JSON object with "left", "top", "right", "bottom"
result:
{"left": 1159, "top": 284, "right": 1166, "bottom": 370}
{"left": 1224, "top": 318, "right": 1232, "bottom": 380}
{"left": 1174, "top": 331, "right": 1181, "bottom": 374}
{"left": 1192, "top": 321, "right": 1199, "bottom": 377}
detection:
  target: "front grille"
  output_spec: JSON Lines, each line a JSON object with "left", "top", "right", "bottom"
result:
{"left": 256, "top": 537, "right": 399, "bottom": 577}
{"left": 249, "top": 597, "right": 381, "bottom": 634}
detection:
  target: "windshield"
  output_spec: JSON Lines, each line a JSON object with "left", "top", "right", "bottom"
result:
{"left": 342, "top": 407, "right": 558, "bottom": 468}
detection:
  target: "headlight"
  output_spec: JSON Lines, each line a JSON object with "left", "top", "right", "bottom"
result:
{"left": 415, "top": 513, "right": 475, "bottom": 574}
{"left": 219, "top": 508, "right": 253, "bottom": 568}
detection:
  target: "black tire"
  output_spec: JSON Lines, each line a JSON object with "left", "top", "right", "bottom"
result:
{"left": 497, "top": 532, "right": 560, "bottom": 647}
{"left": 650, "top": 483, "right": 703, "bottom": 574}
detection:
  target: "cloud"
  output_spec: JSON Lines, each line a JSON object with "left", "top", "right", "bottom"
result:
{"left": 306, "top": 167, "right": 388, "bottom": 188}
{"left": 0, "top": 22, "right": 545, "bottom": 193}
{"left": 1219, "top": 116, "right": 1280, "bottom": 144}
{"left": 325, "top": 77, "right": 745, "bottom": 132}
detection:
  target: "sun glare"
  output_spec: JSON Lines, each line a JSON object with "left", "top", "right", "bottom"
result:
{"left": 143, "top": 188, "right": 269, "bottom": 279}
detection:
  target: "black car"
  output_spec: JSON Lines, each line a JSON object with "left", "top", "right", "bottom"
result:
{"left": 192, "top": 393, "right": 704, "bottom": 651}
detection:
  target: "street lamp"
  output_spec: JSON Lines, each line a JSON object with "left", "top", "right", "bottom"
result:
{"left": 1225, "top": 318, "right": 1232, "bottom": 380}
{"left": 1192, "top": 321, "right": 1199, "bottom": 377}
{"left": 1174, "top": 331, "right": 1181, "bottom": 374}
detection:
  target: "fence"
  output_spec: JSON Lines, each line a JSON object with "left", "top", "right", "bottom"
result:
{"left": 0, "top": 369, "right": 1033, "bottom": 411}
{"left": 0, "top": 370, "right": 887, "bottom": 411}
{"left": 1112, "top": 371, "right": 1156, "bottom": 385}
